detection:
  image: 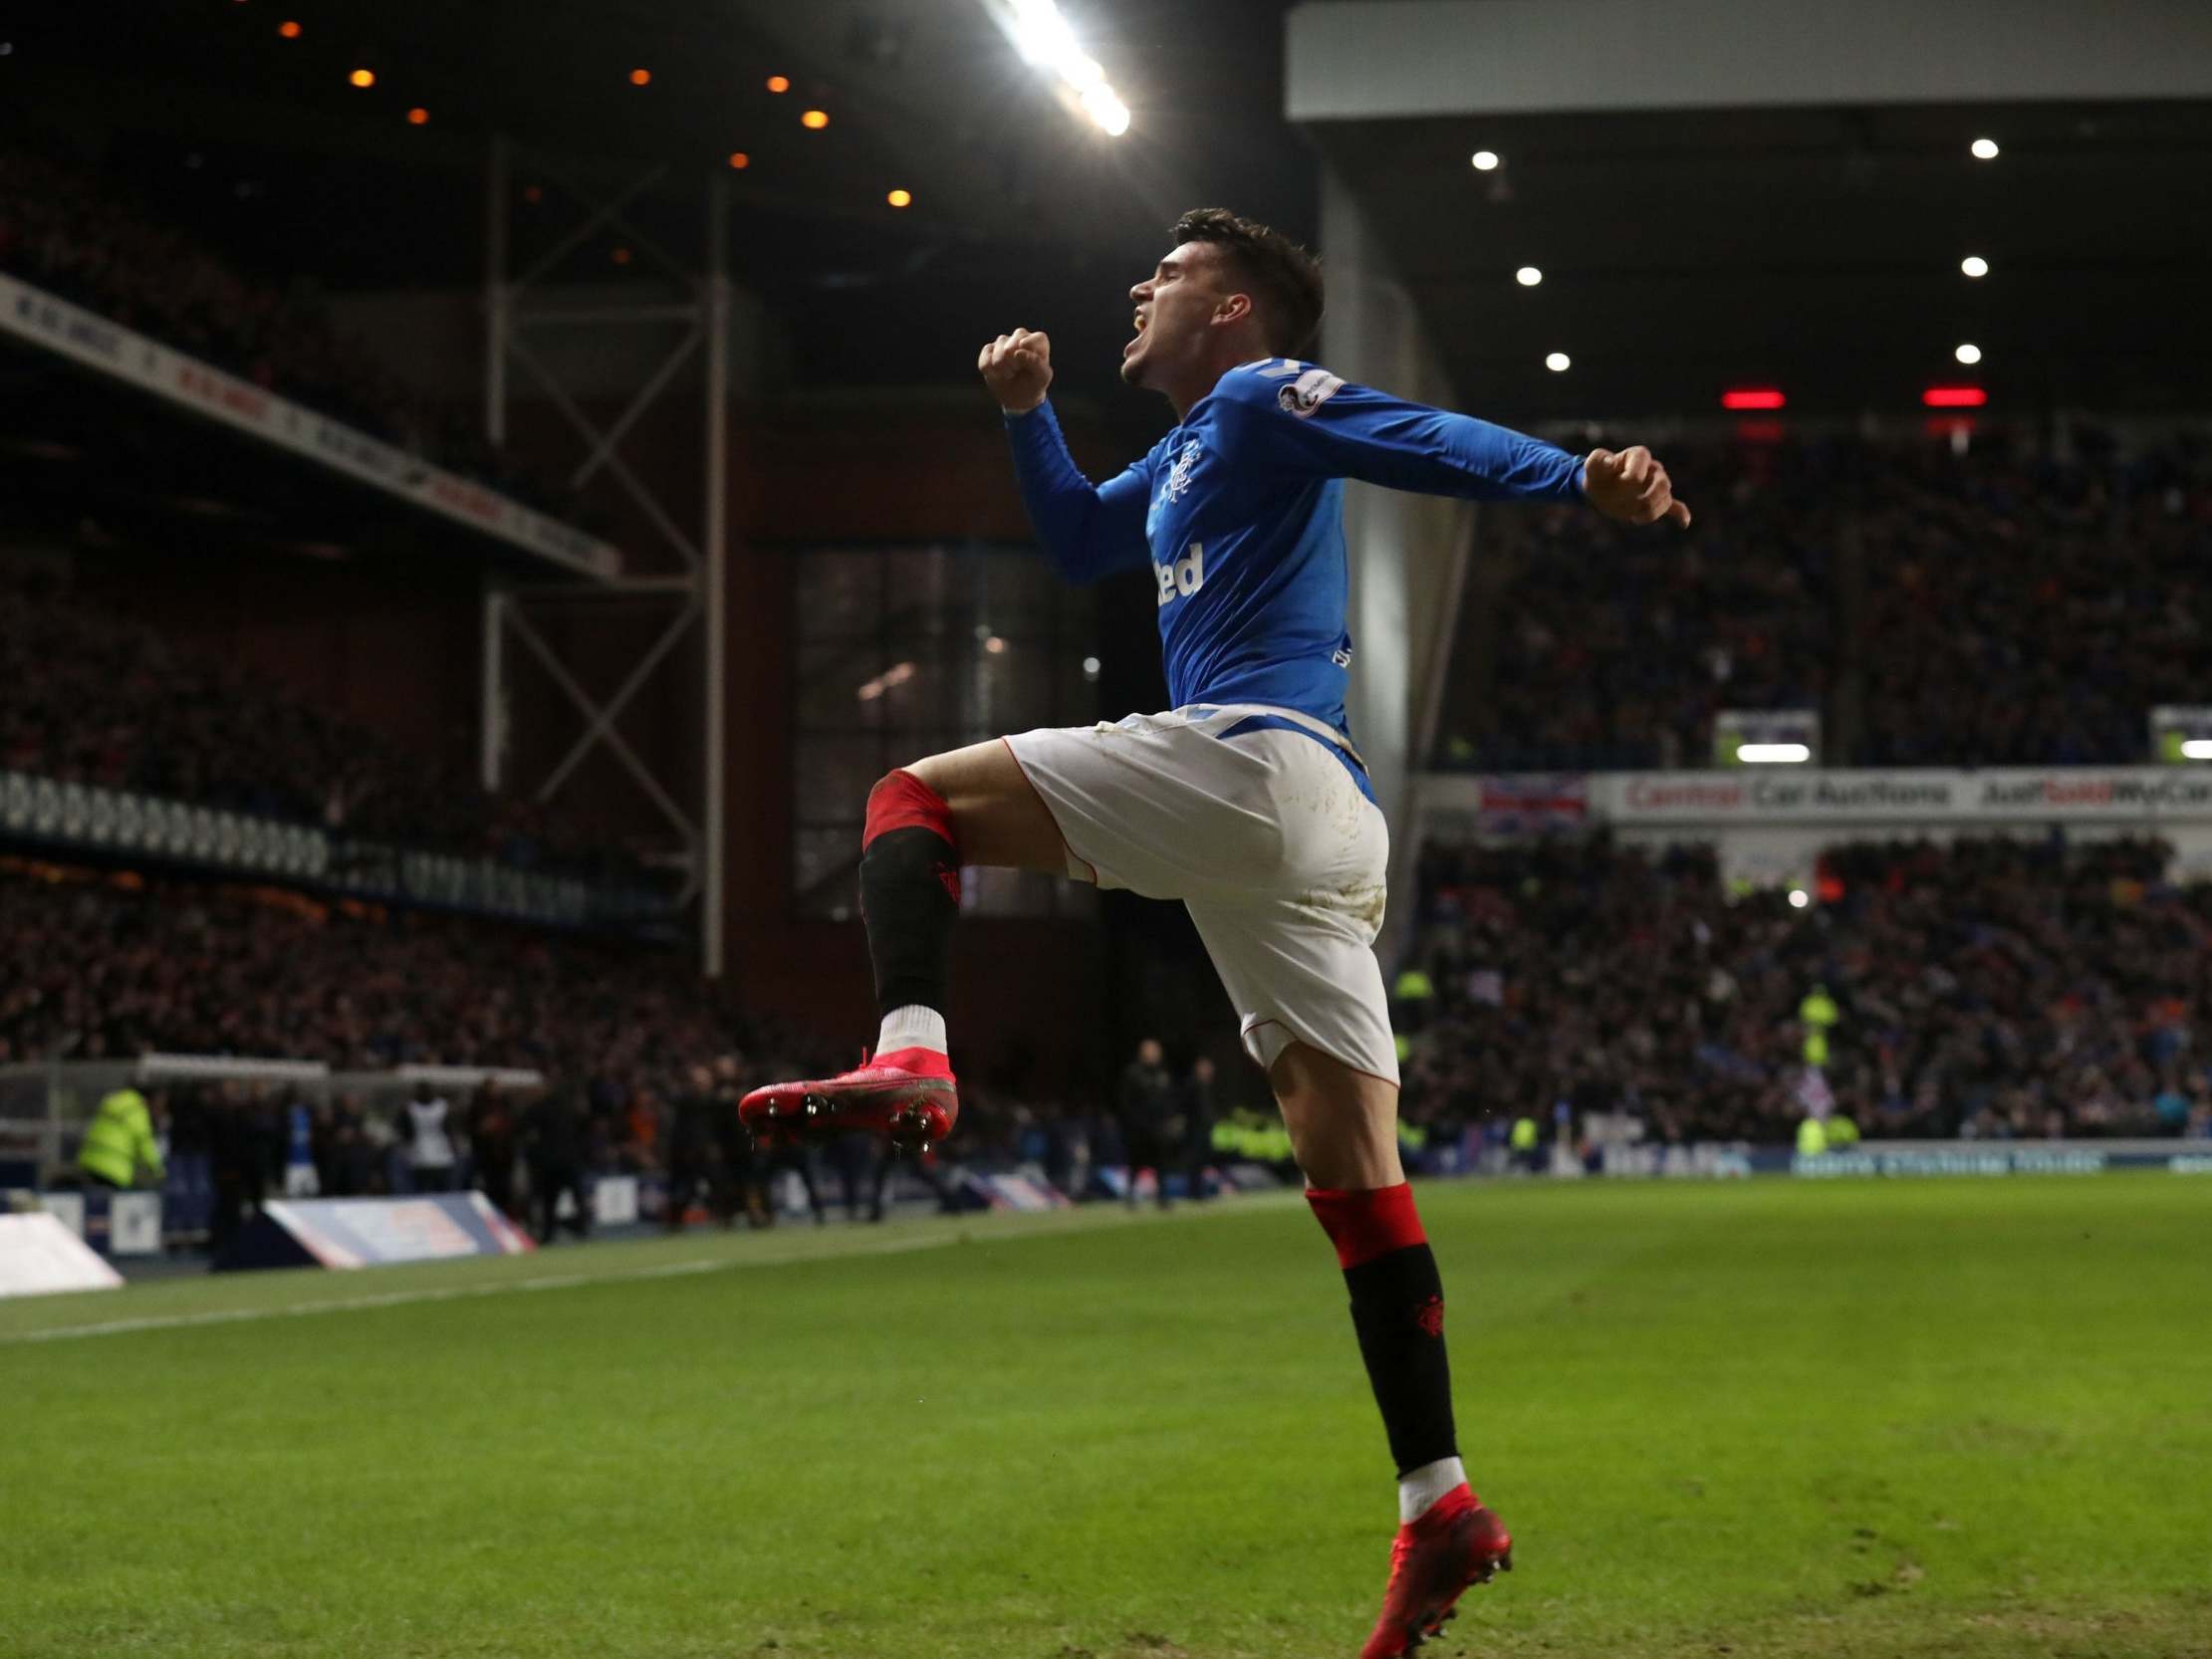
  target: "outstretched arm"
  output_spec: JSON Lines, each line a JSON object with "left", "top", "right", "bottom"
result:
{"left": 982, "top": 329, "right": 1152, "bottom": 584}
{"left": 1225, "top": 363, "right": 1691, "bottom": 528}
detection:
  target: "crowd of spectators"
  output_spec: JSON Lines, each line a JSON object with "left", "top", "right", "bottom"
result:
{"left": 0, "top": 147, "right": 570, "bottom": 512}
{"left": 1397, "top": 832, "right": 2212, "bottom": 1147}
{"left": 1467, "top": 435, "right": 1841, "bottom": 771}
{"left": 1451, "top": 428, "right": 2212, "bottom": 771}
{"left": 1853, "top": 432, "right": 2211, "bottom": 765}
{"left": 0, "top": 561, "right": 631, "bottom": 876}
{"left": 0, "top": 858, "right": 1081, "bottom": 1203}
{"left": 0, "top": 859, "right": 782, "bottom": 1090}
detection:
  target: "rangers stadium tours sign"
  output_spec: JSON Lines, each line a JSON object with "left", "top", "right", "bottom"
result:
{"left": 0, "top": 272, "right": 621, "bottom": 580}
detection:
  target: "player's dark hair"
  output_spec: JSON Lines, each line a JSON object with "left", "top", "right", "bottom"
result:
{"left": 1172, "top": 208, "right": 1325, "bottom": 357}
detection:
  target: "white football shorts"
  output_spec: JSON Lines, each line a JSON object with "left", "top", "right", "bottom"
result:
{"left": 1002, "top": 702, "right": 1397, "bottom": 1085}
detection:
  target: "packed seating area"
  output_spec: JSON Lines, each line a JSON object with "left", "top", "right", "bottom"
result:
{"left": 0, "top": 560, "right": 630, "bottom": 876}
{"left": 1853, "top": 435, "right": 2211, "bottom": 765}
{"left": 1472, "top": 435, "right": 1839, "bottom": 771}
{"left": 1398, "top": 833, "right": 2212, "bottom": 1146}
{"left": 1455, "top": 429, "right": 2212, "bottom": 770}
{"left": 0, "top": 858, "right": 1066, "bottom": 1184}
{"left": 0, "top": 859, "right": 767, "bottom": 1081}
{"left": 0, "top": 146, "right": 560, "bottom": 510}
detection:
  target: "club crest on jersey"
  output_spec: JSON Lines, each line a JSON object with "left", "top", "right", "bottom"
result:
{"left": 1161, "top": 438, "right": 1202, "bottom": 504}
{"left": 1276, "top": 366, "right": 1345, "bottom": 418}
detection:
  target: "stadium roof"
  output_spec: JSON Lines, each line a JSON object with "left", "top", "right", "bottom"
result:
{"left": 1302, "top": 98, "right": 2212, "bottom": 418}
{"left": 10, "top": 2, "right": 2208, "bottom": 419}
{"left": 6, "top": 0, "right": 1309, "bottom": 412}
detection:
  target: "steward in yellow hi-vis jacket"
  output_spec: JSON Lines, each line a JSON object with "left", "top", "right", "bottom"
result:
{"left": 79, "top": 1086, "right": 166, "bottom": 1189}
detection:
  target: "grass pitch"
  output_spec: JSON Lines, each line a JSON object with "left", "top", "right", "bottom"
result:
{"left": 5, "top": 1177, "right": 2209, "bottom": 1659}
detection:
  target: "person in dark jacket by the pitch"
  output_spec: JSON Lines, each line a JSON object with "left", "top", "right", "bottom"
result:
{"left": 206, "top": 1083, "right": 263, "bottom": 1258}
{"left": 711, "top": 1054, "right": 766, "bottom": 1228}
{"left": 526, "top": 1087, "right": 593, "bottom": 1246}
{"left": 664, "top": 1065, "right": 717, "bottom": 1232}
{"left": 469, "top": 1078, "right": 522, "bottom": 1221}
{"left": 1182, "top": 1054, "right": 1219, "bottom": 1201}
{"left": 1117, "top": 1037, "right": 1178, "bottom": 1209}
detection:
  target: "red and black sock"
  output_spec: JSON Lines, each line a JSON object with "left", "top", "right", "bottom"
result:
{"left": 1308, "top": 1183, "right": 1458, "bottom": 1478}
{"left": 860, "top": 770, "right": 961, "bottom": 1019}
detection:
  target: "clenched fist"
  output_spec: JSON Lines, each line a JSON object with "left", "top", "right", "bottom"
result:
{"left": 1583, "top": 446, "right": 1692, "bottom": 529}
{"left": 979, "top": 328, "right": 1053, "bottom": 414}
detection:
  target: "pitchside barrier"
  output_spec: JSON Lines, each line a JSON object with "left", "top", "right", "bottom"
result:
{"left": 0, "top": 1209, "right": 124, "bottom": 1300}
{"left": 216, "top": 1192, "right": 536, "bottom": 1272}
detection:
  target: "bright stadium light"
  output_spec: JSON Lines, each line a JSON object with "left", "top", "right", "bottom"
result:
{"left": 1739, "top": 743, "right": 1812, "bottom": 764}
{"left": 1515, "top": 266, "right": 1543, "bottom": 287}
{"left": 987, "top": 0, "right": 1132, "bottom": 135}
{"left": 1961, "top": 254, "right": 1990, "bottom": 278}
{"left": 1955, "top": 342, "right": 1983, "bottom": 364}
{"left": 1545, "top": 352, "right": 1570, "bottom": 372}
{"left": 2182, "top": 740, "right": 2212, "bottom": 761}
{"left": 1970, "top": 136, "right": 2000, "bottom": 159}
{"left": 1471, "top": 150, "right": 1500, "bottom": 170}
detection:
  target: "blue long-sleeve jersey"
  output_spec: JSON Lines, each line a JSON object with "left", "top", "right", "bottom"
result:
{"left": 1004, "top": 357, "right": 1588, "bottom": 741}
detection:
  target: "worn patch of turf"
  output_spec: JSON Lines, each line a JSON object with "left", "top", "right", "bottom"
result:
{"left": 5, "top": 1176, "right": 2208, "bottom": 1658}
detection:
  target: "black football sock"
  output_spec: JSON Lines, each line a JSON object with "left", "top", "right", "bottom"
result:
{"left": 1308, "top": 1183, "right": 1459, "bottom": 1480}
{"left": 859, "top": 770, "right": 961, "bottom": 1023}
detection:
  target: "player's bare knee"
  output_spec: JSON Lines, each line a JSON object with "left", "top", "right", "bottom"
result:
{"left": 1271, "top": 1041, "right": 1403, "bottom": 1189}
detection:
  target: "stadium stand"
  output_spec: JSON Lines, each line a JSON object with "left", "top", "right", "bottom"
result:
{"left": 0, "top": 559, "right": 625, "bottom": 876}
{"left": 1448, "top": 430, "right": 2212, "bottom": 771}
{"left": 0, "top": 858, "right": 1058, "bottom": 1184}
{"left": 0, "top": 860, "right": 765, "bottom": 1079}
{"left": 1855, "top": 432, "right": 2212, "bottom": 766}
{"left": 0, "top": 144, "right": 558, "bottom": 507}
{"left": 1398, "top": 832, "right": 2212, "bottom": 1147}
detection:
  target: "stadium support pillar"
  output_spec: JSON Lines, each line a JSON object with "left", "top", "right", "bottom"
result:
{"left": 481, "top": 139, "right": 732, "bottom": 975}
{"left": 1319, "top": 166, "right": 1475, "bottom": 963}
{"left": 701, "top": 175, "right": 730, "bottom": 980}
{"left": 480, "top": 583, "right": 508, "bottom": 794}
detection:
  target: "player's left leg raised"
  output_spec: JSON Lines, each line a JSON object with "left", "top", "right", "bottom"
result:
{"left": 737, "top": 740, "right": 1063, "bottom": 1150}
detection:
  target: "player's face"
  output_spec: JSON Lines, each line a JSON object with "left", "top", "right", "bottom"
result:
{"left": 1123, "top": 242, "right": 1232, "bottom": 389}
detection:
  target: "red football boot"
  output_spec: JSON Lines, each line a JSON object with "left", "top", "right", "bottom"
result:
{"left": 738, "top": 1047, "right": 958, "bottom": 1153}
{"left": 1358, "top": 1486, "right": 1513, "bottom": 1659}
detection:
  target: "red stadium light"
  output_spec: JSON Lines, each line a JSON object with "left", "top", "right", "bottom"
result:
{"left": 1923, "top": 385, "right": 1989, "bottom": 408}
{"left": 1721, "top": 388, "right": 1786, "bottom": 410}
